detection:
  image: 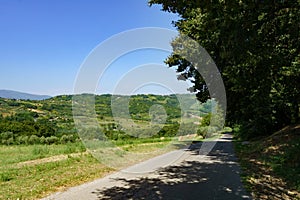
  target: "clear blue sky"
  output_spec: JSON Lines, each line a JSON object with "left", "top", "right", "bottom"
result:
{"left": 0, "top": 0, "right": 191, "bottom": 96}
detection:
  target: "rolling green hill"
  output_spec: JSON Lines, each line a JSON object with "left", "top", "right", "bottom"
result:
{"left": 0, "top": 94, "right": 216, "bottom": 199}
{"left": 0, "top": 94, "right": 214, "bottom": 145}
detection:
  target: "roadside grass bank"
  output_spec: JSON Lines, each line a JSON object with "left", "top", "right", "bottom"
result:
{"left": 234, "top": 124, "right": 300, "bottom": 200}
{"left": 0, "top": 138, "right": 180, "bottom": 199}
{"left": 0, "top": 142, "right": 112, "bottom": 199}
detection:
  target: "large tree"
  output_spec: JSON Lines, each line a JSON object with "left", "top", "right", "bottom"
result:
{"left": 149, "top": 0, "right": 300, "bottom": 138}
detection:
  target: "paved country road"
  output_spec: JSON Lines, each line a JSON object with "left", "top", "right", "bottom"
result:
{"left": 42, "top": 133, "right": 252, "bottom": 200}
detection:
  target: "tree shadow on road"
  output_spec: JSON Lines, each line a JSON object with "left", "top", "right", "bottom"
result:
{"left": 92, "top": 140, "right": 251, "bottom": 200}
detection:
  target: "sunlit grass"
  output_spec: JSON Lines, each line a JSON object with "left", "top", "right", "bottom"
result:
{"left": 0, "top": 153, "right": 112, "bottom": 199}
{"left": 0, "top": 138, "right": 184, "bottom": 199}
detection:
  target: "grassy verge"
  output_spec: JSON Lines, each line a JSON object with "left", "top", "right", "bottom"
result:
{"left": 0, "top": 142, "right": 113, "bottom": 199}
{"left": 0, "top": 138, "right": 181, "bottom": 199}
{"left": 234, "top": 124, "right": 300, "bottom": 200}
{"left": 0, "top": 142, "right": 86, "bottom": 165}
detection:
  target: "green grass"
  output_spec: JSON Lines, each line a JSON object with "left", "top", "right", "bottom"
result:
{"left": 0, "top": 142, "right": 112, "bottom": 199}
{"left": 0, "top": 142, "right": 86, "bottom": 165}
{"left": 113, "top": 137, "right": 173, "bottom": 146}
{"left": 0, "top": 138, "right": 184, "bottom": 199}
{"left": 0, "top": 154, "right": 112, "bottom": 199}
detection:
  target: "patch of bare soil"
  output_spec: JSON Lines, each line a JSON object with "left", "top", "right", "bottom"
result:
{"left": 17, "top": 152, "right": 88, "bottom": 167}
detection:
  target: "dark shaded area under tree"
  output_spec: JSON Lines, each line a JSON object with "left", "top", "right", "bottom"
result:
{"left": 92, "top": 137, "right": 251, "bottom": 200}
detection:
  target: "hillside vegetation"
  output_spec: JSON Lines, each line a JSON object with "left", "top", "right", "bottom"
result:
{"left": 0, "top": 94, "right": 222, "bottom": 199}
{"left": 0, "top": 94, "right": 216, "bottom": 145}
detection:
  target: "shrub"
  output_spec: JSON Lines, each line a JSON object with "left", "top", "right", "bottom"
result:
{"left": 6, "top": 137, "right": 14, "bottom": 145}
{"left": 16, "top": 136, "right": 29, "bottom": 145}
{"left": 45, "top": 136, "right": 59, "bottom": 144}
{"left": 28, "top": 135, "right": 40, "bottom": 144}
{"left": 60, "top": 135, "right": 69, "bottom": 144}
{"left": 0, "top": 132, "right": 13, "bottom": 140}
{"left": 201, "top": 113, "right": 211, "bottom": 127}
{"left": 197, "top": 126, "right": 208, "bottom": 138}
{"left": 39, "top": 136, "right": 46, "bottom": 144}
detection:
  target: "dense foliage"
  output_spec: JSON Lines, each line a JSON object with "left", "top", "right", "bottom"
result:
{"left": 0, "top": 97, "right": 77, "bottom": 145}
{"left": 0, "top": 94, "right": 213, "bottom": 145}
{"left": 149, "top": 0, "right": 300, "bottom": 139}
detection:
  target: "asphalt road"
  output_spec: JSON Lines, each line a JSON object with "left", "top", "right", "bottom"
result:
{"left": 42, "top": 133, "right": 252, "bottom": 200}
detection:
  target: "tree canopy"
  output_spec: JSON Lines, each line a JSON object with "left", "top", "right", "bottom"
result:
{"left": 149, "top": 0, "right": 300, "bottom": 138}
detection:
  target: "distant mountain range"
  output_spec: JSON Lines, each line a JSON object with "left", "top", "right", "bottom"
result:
{"left": 0, "top": 89, "right": 51, "bottom": 100}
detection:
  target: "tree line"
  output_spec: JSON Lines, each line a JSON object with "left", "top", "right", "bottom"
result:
{"left": 149, "top": 0, "right": 299, "bottom": 139}
{"left": 0, "top": 112, "right": 77, "bottom": 145}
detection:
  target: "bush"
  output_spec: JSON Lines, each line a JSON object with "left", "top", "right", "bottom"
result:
{"left": 197, "top": 126, "right": 220, "bottom": 138}
{"left": 197, "top": 126, "right": 208, "bottom": 138}
{"left": 28, "top": 135, "right": 40, "bottom": 144}
{"left": 222, "top": 127, "right": 233, "bottom": 133}
{"left": 16, "top": 136, "right": 29, "bottom": 145}
{"left": 67, "top": 134, "right": 76, "bottom": 143}
{"left": 23, "top": 103, "right": 37, "bottom": 109}
{"left": 6, "top": 138, "right": 14, "bottom": 145}
{"left": 0, "top": 132, "right": 13, "bottom": 140}
{"left": 60, "top": 135, "right": 69, "bottom": 144}
{"left": 201, "top": 113, "right": 211, "bottom": 127}
{"left": 39, "top": 136, "right": 46, "bottom": 144}
{"left": 45, "top": 136, "right": 59, "bottom": 144}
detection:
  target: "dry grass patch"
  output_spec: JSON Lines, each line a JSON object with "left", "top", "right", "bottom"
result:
{"left": 235, "top": 124, "right": 300, "bottom": 200}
